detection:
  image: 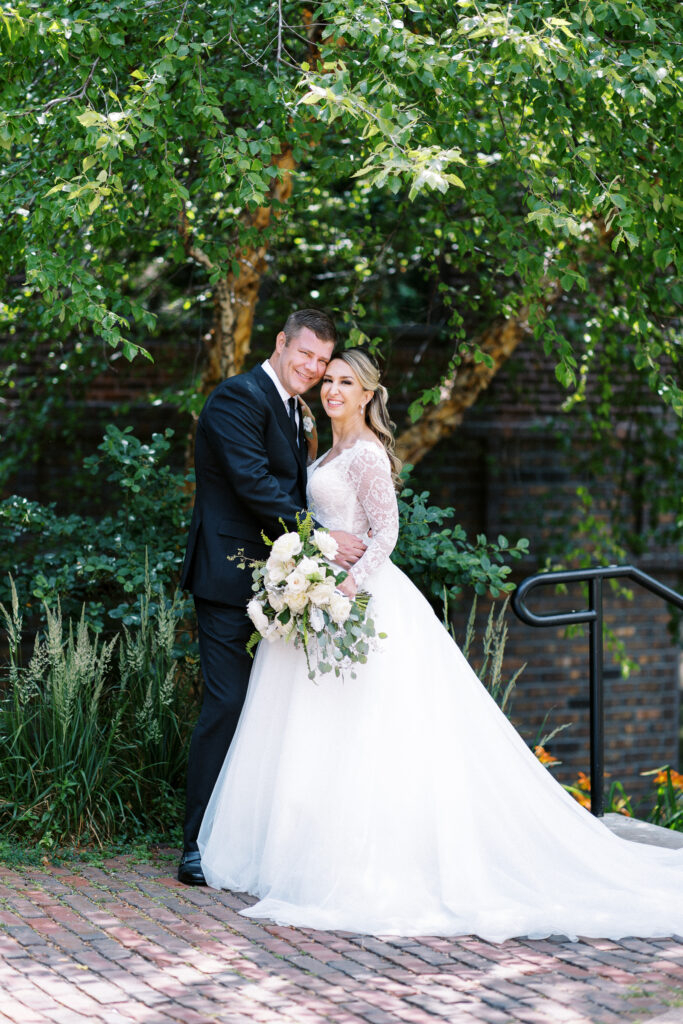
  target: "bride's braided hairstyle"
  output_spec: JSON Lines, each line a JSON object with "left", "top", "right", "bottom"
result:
{"left": 333, "top": 349, "right": 403, "bottom": 490}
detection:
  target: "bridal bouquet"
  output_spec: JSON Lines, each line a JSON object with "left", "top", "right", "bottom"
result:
{"left": 243, "top": 512, "right": 384, "bottom": 680}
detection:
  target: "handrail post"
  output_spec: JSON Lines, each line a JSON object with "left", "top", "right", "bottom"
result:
{"left": 588, "top": 577, "right": 605, "bottom": 817}
{"left": 511, "top": 565, "right": 683, "bottom": 818}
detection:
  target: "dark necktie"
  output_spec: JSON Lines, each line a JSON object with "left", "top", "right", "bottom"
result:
{"left": 287, "top": 396, "right": 299, "bottom": 443}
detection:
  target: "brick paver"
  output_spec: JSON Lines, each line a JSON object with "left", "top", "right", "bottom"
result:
{"left": 0, "top": 849, "right": 682, "bottom": 1024}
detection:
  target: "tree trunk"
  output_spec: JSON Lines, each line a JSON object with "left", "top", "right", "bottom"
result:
{"left": 180, "top": 145, "right": 296, "bottom": 398}
{"left": 395, "top": 287, "right": 561, "bottom": 467}
{"left": 180, "top": 12, "right": 325, "bottom": 400}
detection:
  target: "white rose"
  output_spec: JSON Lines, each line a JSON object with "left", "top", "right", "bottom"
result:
{"left": 313, "top": 529, "right": 338, "bottom": 561}
{"left": 303, "top": 415, "right": 314, "bottom": 434}
{"left": 247, "top": 598, "right": 270, "bottom": 635}
{"left": 267, "top": 588, "right": 286, "bottom": 612}
{"left": 285, "top": 568, "right": 308, "bottom": 594}
{"left": 297, "top": 556, "right": 323, "bottom": 580}
{"left": 285, "top": 590, "right": 308, "bottom": 615}
{"left": 265, "top": 555, "right": 294, "bottom": 585}
{"left": 328, "top": 591, "right": 352, "bottom": 625}
{"left": 308, "top": 578, "right": 336, "bottom": 607}
{"left": 270, "top": 532, "right": 302, "bottom": 562}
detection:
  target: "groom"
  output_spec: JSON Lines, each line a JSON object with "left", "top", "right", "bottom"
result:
{"left": 178, "top": 309, "right": 365, "bottom": 885}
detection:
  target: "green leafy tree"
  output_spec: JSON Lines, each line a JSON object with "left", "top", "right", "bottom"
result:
{"left": 1, "top": 0, "right": 681, "bottom": 494}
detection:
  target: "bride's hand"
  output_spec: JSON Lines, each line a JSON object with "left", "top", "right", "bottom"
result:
{"left": 298, "top": 397, "right": 318, "bottom": 464}
{"left": 336, "top": 574, "right": 357, "bottom": 599}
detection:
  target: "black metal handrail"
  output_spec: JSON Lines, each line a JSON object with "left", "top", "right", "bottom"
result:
{"left": 511, "top": 565, "right": 683, "bottom": 817}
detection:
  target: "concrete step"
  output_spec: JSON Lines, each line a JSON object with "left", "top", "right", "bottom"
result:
{"left": 603, "top": 811, "right": 683, "bottom": 850}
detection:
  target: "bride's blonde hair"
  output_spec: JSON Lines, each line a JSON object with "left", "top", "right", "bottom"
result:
{"left": 332, "top": 349, "right": 402, "bottom": 490}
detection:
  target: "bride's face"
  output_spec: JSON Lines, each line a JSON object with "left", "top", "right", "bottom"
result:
{"left": 320, "top": 360, "right": 373, "bottom": 426}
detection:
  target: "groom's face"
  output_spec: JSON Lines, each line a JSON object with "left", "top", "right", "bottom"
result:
{"left": 273, "top": 328, "right": 334, "bottom": 395}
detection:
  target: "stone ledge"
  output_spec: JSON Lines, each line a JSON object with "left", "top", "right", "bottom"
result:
{"left": 603, "top": 812, "right": 683, "bottom": 850}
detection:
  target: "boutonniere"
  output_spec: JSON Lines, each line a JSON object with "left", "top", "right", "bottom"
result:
{"left": 298, "top": 398, "right": 318, "bottom": 463}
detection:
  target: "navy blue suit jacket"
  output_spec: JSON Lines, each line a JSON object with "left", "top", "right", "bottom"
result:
{"left": 181, "top": 364, "right": 308, "bottom": 608}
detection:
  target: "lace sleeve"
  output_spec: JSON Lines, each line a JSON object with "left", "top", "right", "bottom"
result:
{"left": 345, "top": 443, "right": 399, "bottom": 589}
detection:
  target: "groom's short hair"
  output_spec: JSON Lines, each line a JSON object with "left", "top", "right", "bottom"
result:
{"left": 283, "top": 309, "right": 337, "bottom": 346}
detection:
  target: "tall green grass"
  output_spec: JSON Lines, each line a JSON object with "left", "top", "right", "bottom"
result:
{"left": 0, "top": 576, "right": 197, "bottom": 847}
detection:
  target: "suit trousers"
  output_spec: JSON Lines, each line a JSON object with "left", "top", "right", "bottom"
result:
{"left": 183, "top": 597, "right": 254, "bottom": 850}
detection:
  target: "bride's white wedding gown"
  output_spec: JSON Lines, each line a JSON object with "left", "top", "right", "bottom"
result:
{"left": 198, "top": 440, "right": 683, "bottom": 941}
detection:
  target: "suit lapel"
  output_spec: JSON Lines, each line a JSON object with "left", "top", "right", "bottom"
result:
{"left": 251, "top": 365, "right": 307, "bottom": 475}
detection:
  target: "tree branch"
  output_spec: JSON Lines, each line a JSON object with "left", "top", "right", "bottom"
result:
{"left": 172, "top": 0, "right": 190, "bottom": 40}
{"left": 41, "top": 58, "right": 100, "bottom": 113}
{"left": 395, "top": 281, "right": 562, "bottom": 467}
{"left": 178, "top": 208, "right": 214, "bottom": 271}
{"left": 277, "top": 0, "right": 283, "bottom": 68}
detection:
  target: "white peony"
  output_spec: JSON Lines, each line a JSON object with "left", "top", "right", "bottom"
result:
{"left": 284, "top": 568, "right": 308, "bottom": 594}
{"left": 297, "top": 556, "right": 323, "bottom": 580}
{"left": 265, "top": 555, "right": 294, "bottom": 585}
{"left": 270, "top": 532, "right": 302, "bottom": 563}
{"left": 285, "top": 590, "right": 308, "bottom": 614}
{"left": 308, "top": 578, "right": 336, "bottom": 607}
{"left": 328, "top": 591, "right": 352, "bottom": 625}
{"left": 313, "top": 529, "right": 338, "bottom": 560}
{"left": 247, "top": 598, "right": 270, "bottom": 636}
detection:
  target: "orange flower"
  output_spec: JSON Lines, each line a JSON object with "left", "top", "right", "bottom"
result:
{"left": 564, "top": 771, "right": 592, "bottom": 809}
{"left": 653, "top": 768, "right": 683, "bottom": 788}
{"left": 571, "top": 789, "right": 592, "bottom": 809}
{"left": 534, "top": 745, "right": 560, "bottom": 767}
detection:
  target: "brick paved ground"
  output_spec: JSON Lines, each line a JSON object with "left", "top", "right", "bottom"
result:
{"left": 1, "top": 849, "right": 682, "bottom": 1024}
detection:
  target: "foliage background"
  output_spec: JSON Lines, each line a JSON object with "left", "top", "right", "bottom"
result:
{"left": 0, "top": 1, "right": 682, "bottom": 839}
{"left": 1, "top": 0, "right": 681, "bottom": 493}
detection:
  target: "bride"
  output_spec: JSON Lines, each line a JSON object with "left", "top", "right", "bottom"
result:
{"left": 198, "top": 349, "right": 683, "bottom": 941}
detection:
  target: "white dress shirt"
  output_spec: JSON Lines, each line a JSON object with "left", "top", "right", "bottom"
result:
{"left": 261, "top": 359, "right": 299, "bottom": 429}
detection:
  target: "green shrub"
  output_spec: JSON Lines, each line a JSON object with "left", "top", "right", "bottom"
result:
{"left": 393, "top": 474, "right": 529, "bottom": 614}
{"left": 2, "top": 432, "right": 530, "bottom": 634}
{"left": 0, "top": 425, "right": 193, "bottom": 631}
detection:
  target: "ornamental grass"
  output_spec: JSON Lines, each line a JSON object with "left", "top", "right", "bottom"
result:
{"left": 0, "top": 575, "right": 197, "bottom": 847}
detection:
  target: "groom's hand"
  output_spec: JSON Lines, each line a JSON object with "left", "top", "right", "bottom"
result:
{"left": 329, "top": 530, "right": 366, "bottom": 569}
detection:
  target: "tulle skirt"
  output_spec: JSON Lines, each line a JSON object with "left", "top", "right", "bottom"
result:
{"left": 198, "top": 561, "right": 683, "bottom": 941}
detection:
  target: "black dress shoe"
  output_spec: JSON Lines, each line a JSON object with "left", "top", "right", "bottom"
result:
{"left": 177, "top": 850, "right": 207, "bottom": 886}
